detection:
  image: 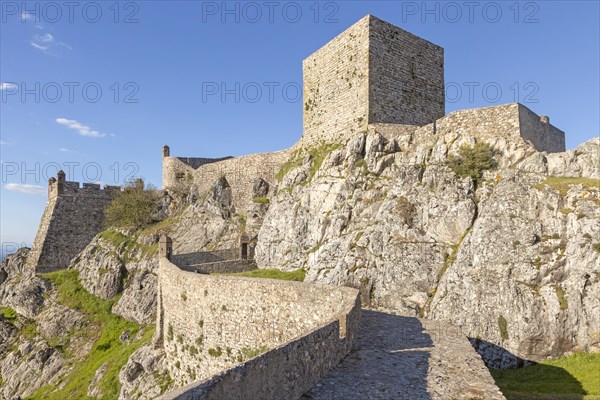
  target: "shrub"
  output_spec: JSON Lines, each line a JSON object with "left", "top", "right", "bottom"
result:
{"left": 554, "top": 286, "right": 568, "bottom": 310}
{"left": 0, "top": 306, "right": 16, "bottom": 320}
{"left": 446, "top": 142, "right": 496, "bottom": 183}
{"left": 104, "top": 178, "right": 161, "bottom": 229}
{"left": 208, "top": 347, "right": 222, "bottom": 357}
{"left": 498, "top": 315, "right": 509, "bottom": 340}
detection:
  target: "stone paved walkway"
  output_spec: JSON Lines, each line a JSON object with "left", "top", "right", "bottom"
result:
{"left": 302, "top": 309, "right": 506, "bottom": 400}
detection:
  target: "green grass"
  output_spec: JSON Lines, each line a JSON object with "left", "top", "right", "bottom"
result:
{"left": 239, "top": 346, "right": 269, "bottom": 361}
{"left": 252, "top": 197, "right": 270, "bottom": 204}
{"left": 219, "top": 268, "right": 306, "bottom": 282}
{"left": 26, "top": 270, "right": 154, "bottom": 400}
{"left": 0, "top": 306, "right": 16, "bottom": 320}
{"left": 498, "top": 315, "right": 509, "bottom": 340}
{"left": 208, "top": 347, "right": 222, "bottom": 357}
{"left": 99, "top": 229, "right": 158, "bottom": 259}
{"left": 276, "top": 150, "right": 303, "bottom": 182}
{"left": 276, "top": 143, "right": 342, "bottom": 182}
{"left": 533, "top": 177, "right": 600, "bottom": 196}
{"left": 555, "top": 286, "right": 569, "bottom": 310}
{"left": 491, "top": 352, "right": 600, "bottom": 400}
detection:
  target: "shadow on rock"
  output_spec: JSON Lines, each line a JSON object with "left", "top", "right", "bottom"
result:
{"left": 473, "top": 339, "right": 585, "bottom": 400}
{"left": 303, "top": 310, "right": 433, "bottom": 400}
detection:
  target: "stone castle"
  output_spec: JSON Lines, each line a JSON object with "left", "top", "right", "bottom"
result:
{"left": 162, "top": 14, "right": 564, "bottom": 216}
{"left": 20, "top": 15, "right": 569, "bottom": 399}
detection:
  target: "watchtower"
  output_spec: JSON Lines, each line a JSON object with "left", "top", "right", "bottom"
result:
{"left": 302, "top": 15, "right": 445, "bottom": 145}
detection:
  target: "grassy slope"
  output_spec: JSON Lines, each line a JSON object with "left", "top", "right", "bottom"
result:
{"left": 491, "top": 352, "right": 600, "bottom": 400}
{"left": 26, "top": 270, "right": 154, "bottom": 400}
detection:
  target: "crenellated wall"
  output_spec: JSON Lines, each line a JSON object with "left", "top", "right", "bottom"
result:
{"left": 26, "top": 172, "right": 120, "bottom": 273}
{"left": 155, "top": 250, "right": 360, "bottom": 398}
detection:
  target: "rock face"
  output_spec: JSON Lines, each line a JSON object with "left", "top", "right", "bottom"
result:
{"left": 0, "top": 130, "right": 597, "bottom": 398}
{"left": 257, "top": 131, "right": 600, "bottom": 367}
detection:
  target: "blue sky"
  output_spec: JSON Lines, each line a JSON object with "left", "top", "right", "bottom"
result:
{"left": 1, "top": 1, "right": 599, "bottom": 249}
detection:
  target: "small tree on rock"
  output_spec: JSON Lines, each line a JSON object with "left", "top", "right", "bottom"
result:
{"left": 446, "top": 142, "right": 496, "bottom": 184}
{"left": 104, "top": 178, "right": 161, "bottom": 229}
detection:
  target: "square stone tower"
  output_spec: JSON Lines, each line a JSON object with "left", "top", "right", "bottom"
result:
{"left": 302, "top": 15, "right": 445, "bottom": 145}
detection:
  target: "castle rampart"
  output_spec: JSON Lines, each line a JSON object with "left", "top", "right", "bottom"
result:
{"left": 26, "top": 171, "right": 120, "bottom": 273}
{"left": 156, "top": 237, "right": 360, "bottom": 398}
{"left": 162, "top": 149, "right": 289, "bottom": 212}
{"left": 368, "top": 103, "right": 565, "bottom": 154}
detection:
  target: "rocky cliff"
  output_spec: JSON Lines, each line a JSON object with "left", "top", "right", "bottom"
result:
{"left": 257, "top": 128, "right": 600, "bottom": 368}
{"left": 0, "top": 128, "right": 598, "bottom": 398}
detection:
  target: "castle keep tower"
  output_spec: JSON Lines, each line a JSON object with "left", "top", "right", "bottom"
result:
{"left": 26, "top": 172, "right": 120, "bottom": 273}
{"left": 302, "top": 15, "right": 445, "bottom": 145}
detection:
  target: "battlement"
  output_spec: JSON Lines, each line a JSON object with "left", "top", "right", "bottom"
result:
{"left": 28, "top": 171, "right": 119, "bottom": 273}
{"left": 47, "top": 170, "right": 121, "bottom": 198}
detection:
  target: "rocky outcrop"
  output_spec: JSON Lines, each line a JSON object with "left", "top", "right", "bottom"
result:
{"left": 0, "top": 248, "right": 50, "bottom": 319}
{"left": 73, "top": 239, "right": 126, "bottom": 300}
{"left": 118, "top": 345, "right": 170, "bottom": 400}
{"left": 257, "top": 129, "right": 600, "bottom": 367}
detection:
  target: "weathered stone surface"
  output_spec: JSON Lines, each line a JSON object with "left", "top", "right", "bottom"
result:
{"left": 73, "top": 237, "right": 125, "bottom": 300}
{"left": 118, "top": 345, "right": 170, "bottom": 400}
{"left": 257, "top": 129, "right": 599, "bottom": 367}
{"left": 304, "top": 310, "right": 505, "bottom": 400}
{"left": 0, "top": 248, "right": 51, "bottom": 319}
{"left": 252, "top": 178, "right": 269, "bottom": 197}
{"left": 162, "top": 150, "right": 288, "bottom": 213}
{"left": 0, "top": 336, "right": 68, "bottom": 399}
{"left": 112, "top": 268, "right": 158, "bottom": 325}
{"left": 157, "top": 257, "right": 360, "bottom": 390}
{"left": 26, "top": 172, "right": 117, "bottom": 273}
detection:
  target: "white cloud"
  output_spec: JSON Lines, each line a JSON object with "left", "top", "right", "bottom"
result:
{"left": 30, "top": 41, "right": 48, "bottom": 52}
{"left": 0, "top": 82, "right": 17, "bottom": 91}
{"left": 34, "top": 33, "right": 54, "bottom": 43}
{"left": 59, "top": 147, "right": 78, "bottom": 153}
{"left": 0, "top": 140, "right": 10, "bottom": 145}
{"left": 21, "top": 12, "right": 34, "bottom": 21}
{"left": 31, "top": 32, "right": 71, "bottom": 54}
{"left": 56, "top": 118, "right": 107, "bottom": 138}
{"left": 4, "top": 183, "right": 46, "bottom": 195}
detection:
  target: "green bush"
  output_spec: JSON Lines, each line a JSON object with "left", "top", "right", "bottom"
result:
{"left": 498, "top": 315, "right": 509, "bottom": 340}
{"left": 0, "top": 306, "right": 16, "bottom": 320}
{"left": 446, "top": 142, "right": 496, "bottom": 183}
{"left": 208, "top": 347, "right": 222, "bottom": 357}
{"left": 104, "top": 178, "right": 161, "bottom": 229}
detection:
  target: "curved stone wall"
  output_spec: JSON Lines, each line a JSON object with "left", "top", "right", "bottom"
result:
{"left": 156, "top": 257, "right": 360, "bottom": 398}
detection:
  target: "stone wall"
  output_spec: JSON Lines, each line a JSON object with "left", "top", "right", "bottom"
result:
{"left": 159, "top": 311, "right": 360, "bottom": 400}
{"left": 368, "top": 15, "right": 445, "bottom": 127}
{"left": 179, "top": 260, "right": 257, "bottom": 275}
{"left": 171, "top": 249, "right": 239, "bottom": 266}
{"left": 518, "top": 104, "right": 565, "bottom": 152}
{"left": 156, "top": 256, "right": 360, "bottom": 393}
{"left": 367, "top": 103, "right": 565, "bottom": 154}
{"left": 26, "top": 173, "right": 118, "bottom": 273}
{"left": 302, "top": 15, "right": 444, "bottom": 146}
{"left": 302, "top": 15, "right": 371, "bottom": 145}
{"left": 162, "top": 150, "right": 289, "bottom": 212}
